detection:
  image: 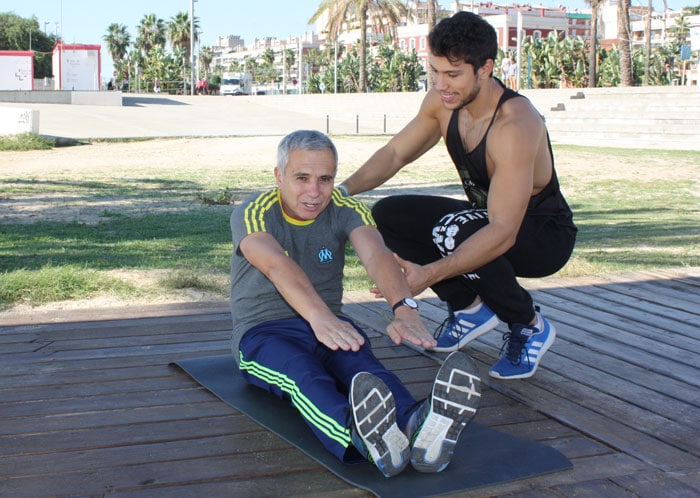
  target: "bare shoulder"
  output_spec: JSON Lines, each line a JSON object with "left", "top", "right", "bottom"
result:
{"left": 493, "top": 94, "right": 546, "bottom": 141}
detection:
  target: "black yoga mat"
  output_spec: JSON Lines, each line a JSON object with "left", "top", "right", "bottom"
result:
{"left": 172, "top": 355, "right": 572, "bottom": 498}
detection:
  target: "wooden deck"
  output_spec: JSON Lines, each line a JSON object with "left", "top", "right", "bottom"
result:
{"left": 1, "top": 269, "right": 698, "bottom": 497}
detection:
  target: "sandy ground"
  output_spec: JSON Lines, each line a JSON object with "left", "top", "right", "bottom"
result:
{"left": 1, "top": 136, "right": 694, "bottom": 320}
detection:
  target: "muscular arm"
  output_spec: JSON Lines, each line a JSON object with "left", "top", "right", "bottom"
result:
{"left": 239, "top": 231, "right": 365, "bottom": 351}
{"left": 349, "top": 225, "right": 436, "bottom": 348}
{"left": 410, "top": 99, "right": 545, "bottom": 292}
{"left": 341, "top": 91, "right": 444, "bottom": 195}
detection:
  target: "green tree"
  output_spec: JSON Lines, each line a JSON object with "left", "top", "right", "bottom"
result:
{"left": 617, "top": 0, "right": 633, "bottom": 86}
{"left": 586, "top": 0, "right": 604, "bottom": 87}
{"left": 259, "top": 48, "right": 277, "bottom": 84}
{"left": 199, "top": 46, "right": 213, "bottom": 78}
{"left": 309, "top": 0, "right": 405, "bottom": 92}
{"left": 283, "top": 48, "right": 296, "bottom": 85}
{"left": 371, "top": 38, "right": 422, "bottom": 91}
{"left": 167, "top": 11, "right": 199, "bottom": 86}
{"left": 103, "top": 23, "right": 131, "bottom": 83}
{"left": 136, "top": 14, "right": 166, "bottom": 56}
{"left": 0, "top": 13, "right": 55, "bottom": 78}
{"left": 167, "top": 11, "right": 199, "bottom": 66}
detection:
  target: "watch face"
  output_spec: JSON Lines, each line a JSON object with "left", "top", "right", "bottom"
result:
{"left": 404, "top": 298, "right": 418, "bottom": 308}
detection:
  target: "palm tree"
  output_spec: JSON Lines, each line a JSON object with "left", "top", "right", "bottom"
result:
{"left": 617, "top": 0, "right": 633, "bottom": 86}
{"left": 309, "top": 0, "right": 405, "bottom": 92}
{"left": 644, "top": 0, "right": 652, "bottom": 85}
{"left": 406, "top": 0, "right": 438, "bottom": 28}
{"left": 167, "top": 11, "right": 199, "bottom": 61}
{"left": 199, "top": 46, "right": 213, "bottom": 78}
{"left": 167, "top": 11, "right": 199, "bottom": 86}
{"left": 104, "top": 23, "right": 131, "bottom": 65}
{"left": 586, "top": 0, "right": 603, "bottom": 87}
{"left": 136, "top": 14, "right": 166, "bottom": 56}
{"left": 104, "top": 23, "right": 131, "bottom": 83}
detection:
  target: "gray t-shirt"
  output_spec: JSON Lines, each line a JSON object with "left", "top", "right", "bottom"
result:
{"left": 229, "top": 188, "right": 374, "bottom": 357}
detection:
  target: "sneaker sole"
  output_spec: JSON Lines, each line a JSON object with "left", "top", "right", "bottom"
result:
{"left": 430, "top": 314, "right": 500, "bottom": 353}
{"left": 350, "top": 373, "right": 410, "bottom": 477}
{"left": 411, "top": 352, "right": 482, "bottom": 472}
{"left": 489, "top": 323, "right": 557, "bottom": 380}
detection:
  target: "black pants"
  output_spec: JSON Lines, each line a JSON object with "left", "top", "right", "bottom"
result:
{"left": 372, "top": 195, "right": 576, "bottom": 326}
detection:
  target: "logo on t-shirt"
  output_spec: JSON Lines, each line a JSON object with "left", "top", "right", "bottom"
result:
{"left": 318, "top": 246, "right": 333, "bottom": 264}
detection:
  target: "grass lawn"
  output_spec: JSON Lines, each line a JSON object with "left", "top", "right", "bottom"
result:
{"left": 1, "top": 138, "right": 698, "bottom": 309}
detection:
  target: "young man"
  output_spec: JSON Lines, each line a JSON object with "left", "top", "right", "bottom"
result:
{"left": 229, "top": 130, "right": 481, "bottom": 477}
{"left": 338, "top": 13, "right": 577, "bottom": 380}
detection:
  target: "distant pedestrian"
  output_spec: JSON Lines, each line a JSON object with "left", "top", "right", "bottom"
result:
{"left": 500, "top": 56, "right": 511, "bottom": 83}
{"left": 507, "top": 57, "right": 518, "bottom": 90}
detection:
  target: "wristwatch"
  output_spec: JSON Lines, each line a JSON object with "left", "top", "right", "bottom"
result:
{"left": 392, "top": 297, "right": 419, "bottom": 314}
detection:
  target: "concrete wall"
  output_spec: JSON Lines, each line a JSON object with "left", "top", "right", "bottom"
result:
{"left": 0, "top": 91, "right": 122, "bottom": 106}
{"left": 0, "top": 86, "right": 698, "bottom": 149}
{"left": 0, "top": 106, "right": 39, "bottom": 135}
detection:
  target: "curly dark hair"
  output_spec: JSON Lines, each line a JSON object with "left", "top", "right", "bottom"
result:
{"left": 428, "top": 12, "right": 498, "bottom": 72}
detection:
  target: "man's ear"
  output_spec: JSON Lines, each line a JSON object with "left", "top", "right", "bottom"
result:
{"left": 480, "top": 59, "right": 495, "bottom": 79}
{"left": 274, "top": 167, "right": 282, "bottom": 187}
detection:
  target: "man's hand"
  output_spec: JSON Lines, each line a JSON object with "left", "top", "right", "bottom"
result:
{"left": 310, "top": 314, "right": 365, "bottom": 352}
{"left": 370, "top": 253, "right": 433, "bottom": 300}
{"left": 386, "top": 308, "right": 437, "bottom": 349}
{"left": 392, "top": 253, "right": 432, "bottom": 296}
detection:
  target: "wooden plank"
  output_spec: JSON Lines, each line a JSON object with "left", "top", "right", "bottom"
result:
{"left": 548, "top": 275, "right": 699, "bottom": 325}
{"left": 0, "top": 432, "right": 287, "bottom": 477}
{"left": 1, "top": 400, "right": 236, "bottom": 435}
{"left": 0, "top": 450, "right": 342, "bottom": 498}
{"left": 526, "top": 292, "right": 700, "bottom": 380}
{"left": 478, "top": 365, "right": 700, "bottom": 472}
{"left": 101, "top": 470, "right": 363, "bottom": 498}
{"left": 1, "top": 415, "right": 246, "bottom": 456}
{"left": 534, "top": 285, "right": 698, "bottom": 339}
{"left": 452, "top": 452, "right": 652, "bottom": 497}
{"left": 596, "top": 272, "right": 700, "bottom": 310}
{"left": 609, "top": 470, "right": 700, "bottom": 498}
{"left": 0, "top": 301, "right": 230, "bottom": 327}
{"left": 0, "top": 385, "right": 213, "bottom": 419}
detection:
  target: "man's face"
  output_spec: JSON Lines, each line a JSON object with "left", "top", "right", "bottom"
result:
{"left": 429, "top": 55, "right": 482, "bottom": 110}
{"left": 275, "top": 148, "right": 336, "bottom": 221}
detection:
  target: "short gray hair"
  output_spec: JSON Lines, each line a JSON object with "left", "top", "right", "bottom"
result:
{"left": 277, "top": 130, "right": 338, "bottom": 174}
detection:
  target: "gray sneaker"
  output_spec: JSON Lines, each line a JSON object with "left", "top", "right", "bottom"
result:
{"left": 350, "top": 372, "right": 410, "bottom": 477}
{"left": 409, "top": 351, "right": 482, "bottom": 472}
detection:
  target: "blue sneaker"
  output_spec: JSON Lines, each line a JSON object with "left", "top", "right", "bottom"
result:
{"left": 408, "top": 351, "right": 481, "bottom": 473}
{"left": 430, "top": 303, "right": 500, "bottom": 352}
{"left": 350, "top": 372, "right": 410, "bottom": 477}
{"left": 489, "top": 308, "right": 556, "bottom": 380}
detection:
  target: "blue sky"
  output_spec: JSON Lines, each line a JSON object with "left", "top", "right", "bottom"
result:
{"left": 6, "top": 0, "right": 691, "bottom": 79}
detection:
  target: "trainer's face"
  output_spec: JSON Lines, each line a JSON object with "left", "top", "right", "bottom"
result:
{"left": 275, "top": 148, "right": 336, "bottom": 221}
{"left": 429, "top": 55, "right": 484, "bottom": 109}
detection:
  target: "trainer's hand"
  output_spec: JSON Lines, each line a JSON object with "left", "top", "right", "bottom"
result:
{"left": 392, "top": 253, "right": 432, "bottom": 297}
{"left": 310, "top": 314, "right": 365, "bottom": 352}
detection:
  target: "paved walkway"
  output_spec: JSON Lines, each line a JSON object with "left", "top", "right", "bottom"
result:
{"left": 3, "top": 86, "right": 700, "bottom": 149}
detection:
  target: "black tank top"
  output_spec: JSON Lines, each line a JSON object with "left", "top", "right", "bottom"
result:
{"left": 445, "top": 83, "right": 575, "bottom": 225}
